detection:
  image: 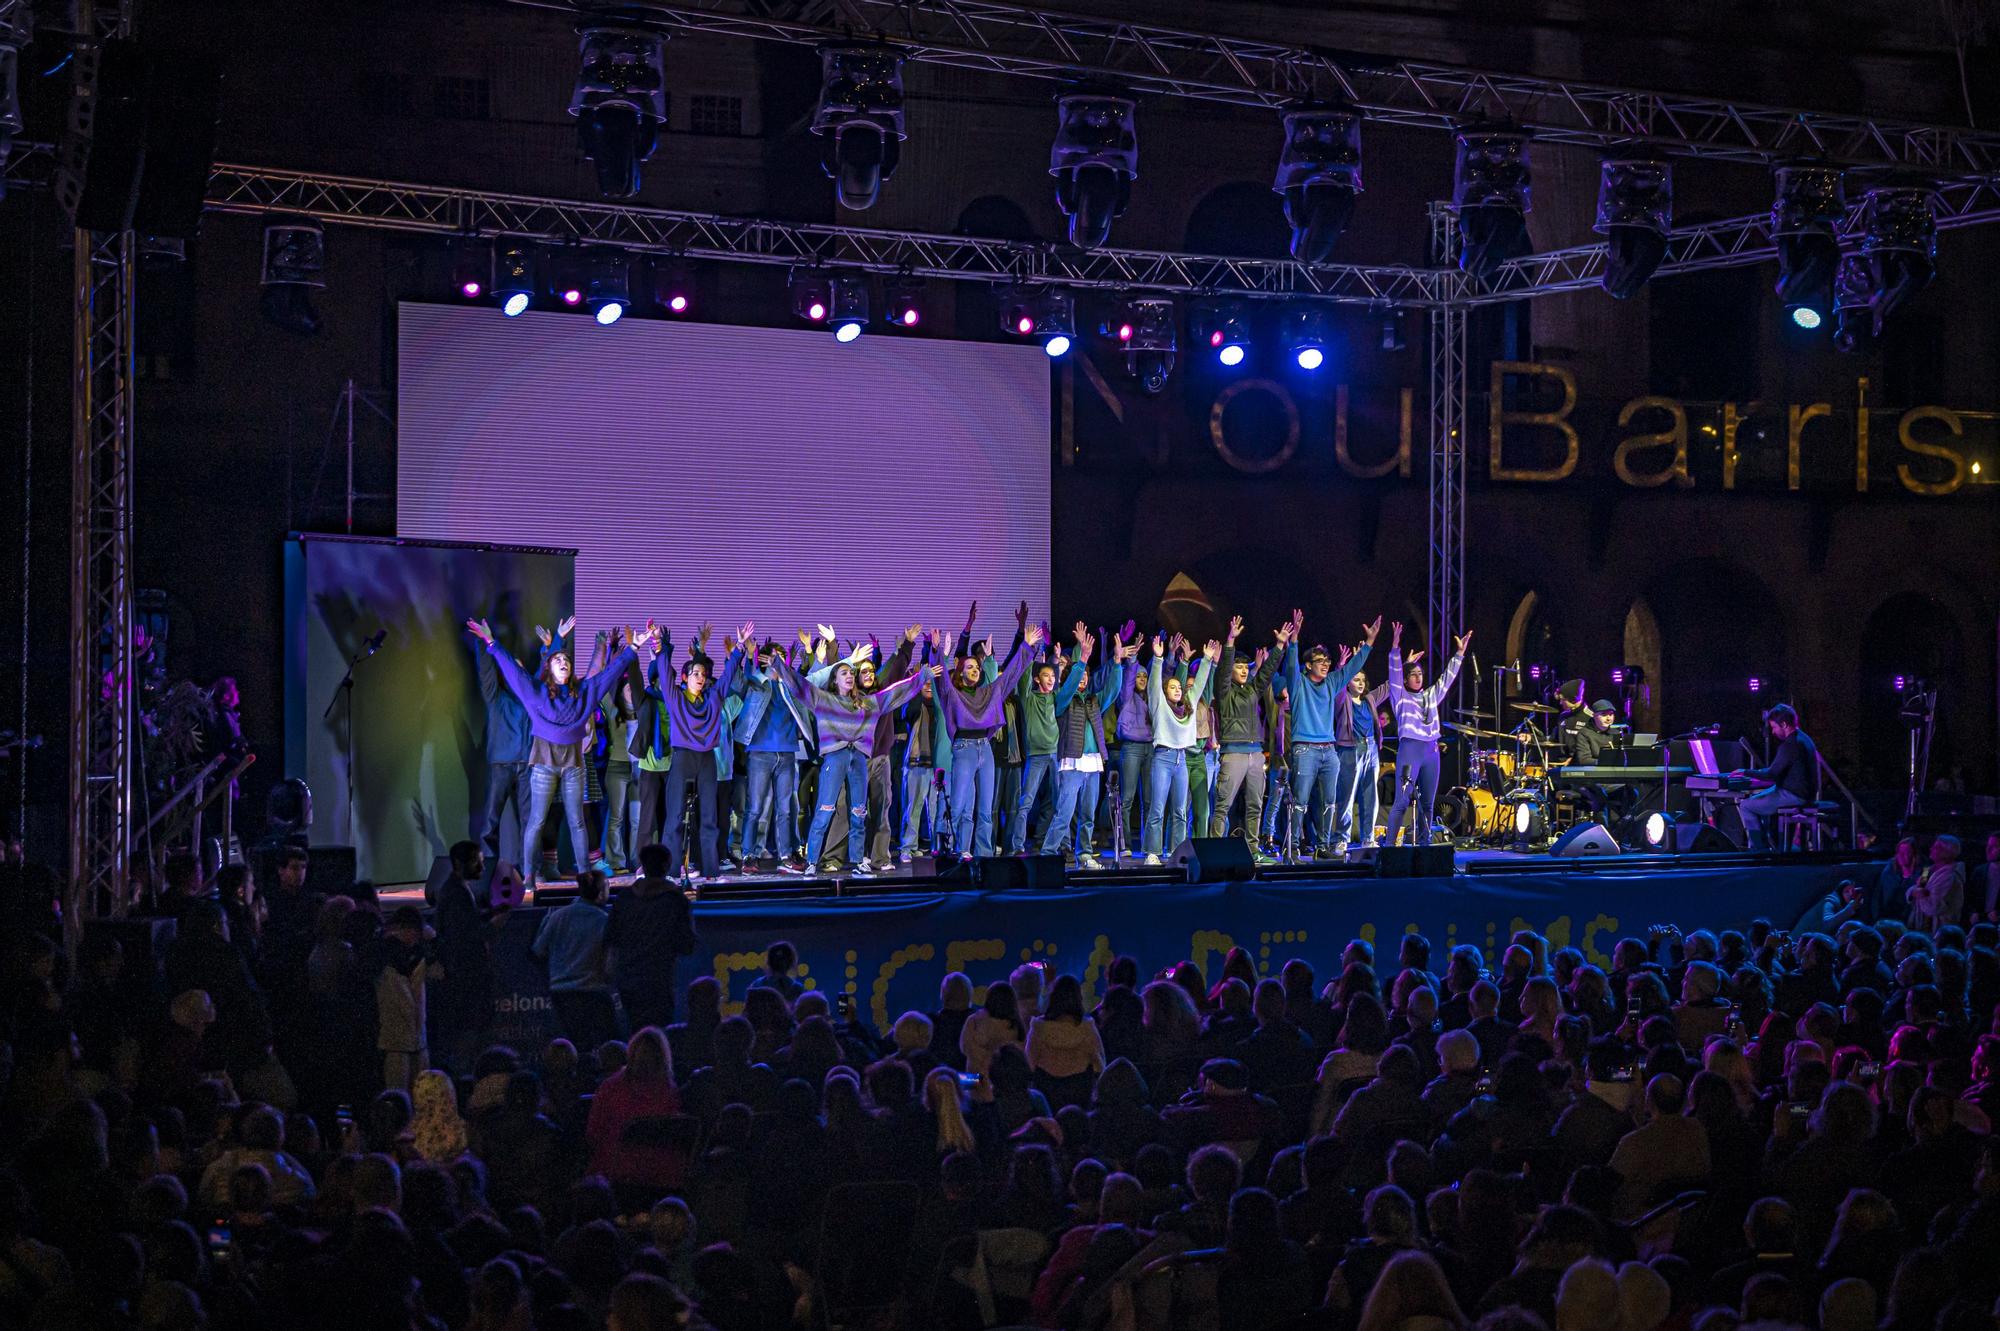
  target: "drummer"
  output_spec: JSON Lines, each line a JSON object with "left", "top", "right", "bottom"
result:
{"left": 1554, "top": 679, "right": 1590, "bottom": 756}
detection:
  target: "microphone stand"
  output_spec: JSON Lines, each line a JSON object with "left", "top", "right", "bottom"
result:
{"left": 323, "top": 636, "right": 384, "bottom": 852}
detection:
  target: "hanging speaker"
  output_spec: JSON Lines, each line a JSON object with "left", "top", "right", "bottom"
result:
{"left": 1549, "top": 823, "right": 1622, "bottom": 858}
{"left": 68, "top": 40, "right": 222, "bottom": 238}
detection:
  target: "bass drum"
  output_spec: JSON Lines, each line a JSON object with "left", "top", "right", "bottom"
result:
{"left": 1437, "top": 785, "right": 1501, "bottom": 838}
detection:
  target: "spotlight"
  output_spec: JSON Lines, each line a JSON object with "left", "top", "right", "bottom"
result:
{"left": 259, "top": 216, "right": 326, "bottom": 336}
{"left": 812, "top": 43, "right": 906, "bottom": 211}
{"left": 1050, "top": 86, "right": 1138, "bottom": 249}
{"left": 1527, "top": 663, "right": 1546, "bottom": 682}
{"left": 884, "top": 276, "right": 922, "bottom": 328}
{"left": 1858, "top": 184, "right": 1937, "bottom": 331}
{"left": 1272, "top": 103, "right": 1362, "bottom": 264}
{"left": 1193, "top": 299, "right": 1251, "bottom": 367}
{"left": 1104, "top": 295, "right": 1176, "bottom": 394}
{"left": 1771, "top": 162, "right": 1845, "bottom": 323}
{"left": 1747, "top": 676, "right": 1762, "bottom": 694}
{"left": 828, "top": 272, "right": 869, "bottom": 341}
{"left": 1595, "top": 154, "right": 1673, "bottom": 299}
{"left": 1282, "top": 304, "right": 1333, "bottom": 371}
{"left": 583, "top": 249, "right": 631, "bottom": 326}
{"left": 569, "top": 23, "right": 668, "bottom": 198}
{"left": 789, "top": 268, "right": 832, "bottom": 323}
{"left": 1609, "top": 667, "right": 1626, "bottom": 686}
{"left": 1832, "top": 252, "right": 1872, "bottom": 356}
{"left": 651, "top": 258, "right": 693, "bottom": 315}
{"left": 1643, "top": 811, "right": 1669, "bottom": 848}
{"left": 452, "top": 240, "right": 491, "bottom": 300}
{"left": 495, "top": 243, "right": 536, "bottom": 317}
{"left": 1453, "top": 122, "right": 1532, "bottom": 279}
{"left": 1002, "top": 286, "right": 1076, "bottom": 356}
{"left": 1380, "top": 310, "right": 1407, "bottom": 352}
{"left": 1790, "top": 305, "right": 1823, "bottom": 330}
{"left": 1893, "top": 674, "right": 1909, "bottom": 692}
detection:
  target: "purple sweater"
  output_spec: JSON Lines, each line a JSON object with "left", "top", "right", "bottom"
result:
{"left": 1115, "top": 656, "right": 1153, "bottom": 743}
{"left": 777, "top": 658, "right": 933, "bottom": 758}
{"left": 939, "top": 646, "right": 1032, "bottom": 740}
{"left": 487, "top": 642, "right": 637, "bottom": 746}
{"left": 646, "top": 648, "right": 742, "bottom": 753}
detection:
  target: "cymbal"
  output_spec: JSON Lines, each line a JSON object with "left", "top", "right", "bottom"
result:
{"left": 1453, "top": 708, "right": 1497, "bottom": 720}
{"left": 1445, "top": 721, "right": 1514, "bottom": 740}
{"left": 1510, "top": 700, "right": 1562, "bottom": 714}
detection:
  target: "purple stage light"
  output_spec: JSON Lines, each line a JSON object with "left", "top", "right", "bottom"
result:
{"left": 1893, "top": 674, "right": 1908, "bottom": 691}
{"left": 1747, "top": 676, "right": 1762, "bottom": 693}
{"left": 1609, "top": 667, "right": 1626, "bottom": 685}
{"left": 561, "top": 287, "right": 583, "bottom": 306}
{"left": 460, "top": 280, "right": 482, "bottom": 299}
{"left": 667, "top": 294, "right": 689, "bottom": 313}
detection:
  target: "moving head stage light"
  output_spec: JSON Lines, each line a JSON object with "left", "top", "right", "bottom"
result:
{"left": 813, "top": 42, "right": 907, "bottom": 211}
{"left": 1594, "top": 154, "right": 1673, "bottom": 300}
{"left": 1273, "top": 104, "right": 1363, "bottom": 265}
{"left": 1453, "top": 123, "right": 1533, "bottom": 280}
{"left": 1771, "top": 163, "right": 1845, "bottom": 325}
{"left": 1050, "top": 87, "right": 1137, "bottom": 250}
{"left": 569, "top": 21, "right": 668, "bottom": 199}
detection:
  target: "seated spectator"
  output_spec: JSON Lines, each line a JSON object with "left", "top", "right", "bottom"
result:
{"left": 960, "top": 980, "right": 1025, "bottom": 1103}
{"left": 665, "top": 975, "right": 721, "bottom": 1077}
{"left": 195, "top": 1104, "right": 317, "bottom": 1212}
{"left": 1216, "top": 1186, "right": 1312, "bottom": 1326}
{"left": 1239, "top": 977, "right": 1319, "bottom": 1093}
{"left": 748, "top": 941, "right": 804, "bottom": 1003}
{"left": 1026, "top": 973, "right": 1106, "bottom": 1110}
{"left": 583, "top": 1027, "right": 685, "bottom": 1202}
{"left": 1332, "top": 1045, "right": 1430, "bottom": 1188}
{"left": 1422, "top": 1030, "right": 1483, "bottom": 1129}
{"left": 1086, "top": 1057, "right": 1163, "bottom": 1166}
{"left": 1198, "top": 978, "right": 1257, "bottom": 1058}
{"left": 1608, "top": 1074, "right": 1709, "bottom": 1218}
{"left": 1324, "top": 1184, "right": 1426, "bottom": 1319}
{"left": 1353, "top": 1248, "right": 1467, "bottom": 1331}
{"left": 1162, "top": 1058, "right": 1282, "bottom": 1156}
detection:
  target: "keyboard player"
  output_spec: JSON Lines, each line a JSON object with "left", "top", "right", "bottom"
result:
{"left": 1731, "top": 704, "right": 1819, "bottom": 851}
{"left": 1566, "top": 699, "right": 1628, "bottom": 818}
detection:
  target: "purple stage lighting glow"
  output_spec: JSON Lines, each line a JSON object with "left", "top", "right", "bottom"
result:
{"left": 1528, "top": 664, "right": 1544, "bottom": 681}
{"left": 561, "top": 287, "right": 583, "bottom": 306}
{"left": 1893, "top": 674, "right": 1908, "bottom": 691}
{"left": 1747, "top": 676, "right": 1762, "bottom": 693}
{"left": 900, "top": 308, "right": 919, "bottom": 326}
{"left": 667, "top": 294, "right": 689, "bottom": 313}
{"left": 1609, "top": 667, "right": 1626, "bottom": 685}
{"left": 460, "top": 280, "right": 482, "bottom": 299}
{"left": 1016, "top": 315, "right": 1035, "bottom": 336}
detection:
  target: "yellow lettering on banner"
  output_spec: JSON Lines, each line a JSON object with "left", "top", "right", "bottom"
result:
{"left": 712, "top": 950, "right": 767, "bottom": 1014}
{"left": 1210, "top": 379, "right": 1299, "bottom": 475}
{"left": 1489, "top": 360, "right": 1580, "bottom": 482}
{"left": 1334, "top": 385, "right": 1412, "bottom": 478}
{"left": 1855, "top": 377, "right": 1870, "bottom": 493}
{"left": 1613, "top": 396, "right": 1693, "bottom": 488}
{"left": 1722, "top": 403, "right": 1744, "bottom": 489}
{"left": 1189, "top": 930, "right": 1237, "bottom": 983}
{"left": 1897, "top": 406, "right": 1969, "bottom": 496}
{"left": 1082, "top": 934, "right": 1116, "bottom": 1008}
{"left": 873, "top": 943, "right": 936, "bottom": 1033}
{"left": 945, "top": 938, "right": 1009, "bottom": 1003}
{"left": 1543, "top": 916, "right": 1573, "bottom": 953}
{"left": 1787, "top": 403, "right": 1832, "bottom": 490}
{"left": 1579, "top": 913, "right": 1619, "bottom": 968}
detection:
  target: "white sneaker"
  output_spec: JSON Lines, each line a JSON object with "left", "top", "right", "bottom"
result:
{"left": 1332, "top": 839, "right": 1351, "bottom": 856}
{"left": 851, "top": 861, "right": 877, "bottom": 877}
{"left": 1142, "top": 854, "right": 1163, "bottom": 867}
{"left": 897, "top": 852, "right": 912, "bottom": 865}
{"left": 1079, "top": 854, "right": 1103, "bottom": 871}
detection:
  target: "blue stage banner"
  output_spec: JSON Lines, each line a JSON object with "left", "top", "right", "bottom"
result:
{"left": 481, "top": 863, "right": 1853, "bottom": 1048}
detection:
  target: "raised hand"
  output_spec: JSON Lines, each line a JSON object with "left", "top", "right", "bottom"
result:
{"left": 1202, "top": 639, "right": 1222, "bottom": 661}
{"left": 941, "top": 630, "right": 957, "bottom": 657}
{"left": 797, "top": 628, "right": 815, "bottom": 649}
{"left": 1338, "top": 644, "right": 1353, "bottom": 666}
{"left": 1073, "top": 620, "right": 1089, "bottom": 644}
{"left": 980, "top": 634, "right": 994, "bottom": 658}
{"left": 641, "top": 619, "right": 664, "bottom": 650}
{"left": 557, "top": 615, "right": 576, "bottom": 640}
{"left": 1454, "top": 629, "right": 1474, "bottom": 654}
{"left": 966, "top": 600, "right": 979, "bottom": 625}
{"left": 905, "top": 623, "right": 922, "bottom": 643}
{"left": 1120, "top": 619, "right": 1137, "bottom": 643}
{"left": 1077, "top": 631, "right": 1095, "bottom": 662}
{"left": 465, "top": 618, "right": 495, "bottom": 645}
{"left": 738, "top": 621, "right": 755, "bottom": 648}
{"left": 535, "top": 624, "right": 552, "bottom": 647}
{"left": 817, "top": 623, "right": 836, "bottom": 644}
{"left": 1363, "top": 616, "right": 1383, "bottom": 644}
{"left": 1151, "top": 632, "right": 1165, "bottom": 656}
{"left": 1407, "top": 650, "right": 1425, "bottom": 667}
{"left": 1228, "top": 614, "right": 1244, "bottom": 640}
{"left": 695, "top": 623, "right": 713, "bottom": 649}
{"left": 1015, "top": 599, "right": 1030, "bottom": 627}
{"left": 1254, "top": 647, "right": 1269, "bottom": 669}
{"left": 1391, "top": 621, "right": 1404, "bottom": 648}
{"left": 1022, "top": 622, "right": 1045, "bottom": 648}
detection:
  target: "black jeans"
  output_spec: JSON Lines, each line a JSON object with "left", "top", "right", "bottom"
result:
{"left": 635, "top": 764, "right": 669, "bottom": 851}
{"left": 662, "top": 747, "right": 721, "bottom": 877}
{"left": 551, "top": 989, "right": 618, "bottom": 1051}
{"left": 479, "top": 761, "right": 532, "bottom": 855}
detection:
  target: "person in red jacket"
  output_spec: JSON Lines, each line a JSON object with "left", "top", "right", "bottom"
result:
{"left": 584, "top": 1026, "right": 686, "bottom": 1203}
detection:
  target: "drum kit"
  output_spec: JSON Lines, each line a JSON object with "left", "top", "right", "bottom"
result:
{"left": 1436, "top": 700, "right": 1584, "bottom": 845}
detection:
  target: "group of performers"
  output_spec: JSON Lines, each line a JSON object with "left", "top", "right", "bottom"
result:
{"left": 461, "top": 604, "right": 1472, "bottom": 883}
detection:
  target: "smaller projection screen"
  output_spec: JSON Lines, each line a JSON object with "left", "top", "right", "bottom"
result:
{"left": 284, "top": 534, "right": 575, "bottom": 885}
{"left": 396, "top": 302, "right": 1053, "bottom": 656}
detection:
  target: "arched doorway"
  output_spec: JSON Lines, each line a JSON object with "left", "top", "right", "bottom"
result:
{"left": 1642, "top": 559, "right": 1788, "bottom": 747}
{"left": 953, "top": 196, "right": 1038, "bottom": 339}
{"left": 1857, "top": 593, "right": 1964, "bottom": 790}
{"left": 1622, "top": 599, "right": 1663, "bottom": 734}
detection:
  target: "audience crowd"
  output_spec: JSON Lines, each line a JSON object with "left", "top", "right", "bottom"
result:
{"left": 2, "top": 835, "right": 2000, "bottom": 1331}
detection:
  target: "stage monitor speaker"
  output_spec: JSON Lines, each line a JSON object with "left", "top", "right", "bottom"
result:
{"left": 305, "top": 844, "right": 358, "bottom": 896}
{"left": 1171, "top": 837, "right": 1256, "bottom": 883}
{"left": 972, "top": 855, "right": 1067, "bottom": 891}
{"left": 1549, "top": 823, "right": 1622, "bottom": 858}
{"left": 1374, "top": 845, "right": 1455, "bottom": 878}
{"left": 71, "top": 40, "right": 223, "bottom": 238}
{"left": 1670, "top": 822, "right": 1738, "bottom": 854}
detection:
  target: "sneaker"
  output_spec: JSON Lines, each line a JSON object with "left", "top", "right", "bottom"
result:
{"left": 1356, "top": 839, "right": 1380, "bottom": 851}
{"left": 1079, "top": 854, "right": 1103, "bottom": 871}
{"left": 1331, "top": 839, "right": 1350, "bottom": 856}
{"left": 851, "top": 861, "right": 877, "bottom": 877}
{"left": 717, "top": 859, "right": 739, "bottom": 875}
{"left": 1142, "top": 854, "right": 1163, "bottom": 867}
{"left": 1253, "top": 852, "right": 1276, "bottom": 866}
{"left": 898, "top": 852, "right": 912, "bottom": 865}
{"left": 777, "top": 858, "right": 806, "bottom": 875}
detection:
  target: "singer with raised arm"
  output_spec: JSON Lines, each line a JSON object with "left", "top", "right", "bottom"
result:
{"left": 1381, "top": 623, "right": 1470, "bottom": 849}
{"left": 1731, "top": 703, "right": 1819, "bottom": 852}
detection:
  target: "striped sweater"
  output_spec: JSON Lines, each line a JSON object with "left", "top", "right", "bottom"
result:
{"left": 775, "top": 658, "right": 934, "bottom": 757}
{"left": 1385, "top": 648, "right": 1464, "bottom": 743}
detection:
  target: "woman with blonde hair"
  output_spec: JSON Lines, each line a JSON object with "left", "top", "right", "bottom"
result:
{"left": 1517, "top": 976, "right": 1561, "bottom": 1045}
{"left": 1353, "top": 1248, "right": 1466, "bottom": 1331}
{"left": 1702, "top": 1038, "right": 1760, "bottom": 1111}
{"left": 411, "top": 1069, "right": 468, "bottom": 1162}
{"left": 584, "top": 1025, "right": 685, "bottom": 1202}
{"left": 924, "top": 1066, "right": 977, "bottom": 1157}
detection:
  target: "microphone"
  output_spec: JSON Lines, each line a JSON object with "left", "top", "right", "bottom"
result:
{"left": 1470, "top": 651, "right": 1481, "bottom": 677}
{"left": 364, "top": 629, "right": 389, "bottom": 655}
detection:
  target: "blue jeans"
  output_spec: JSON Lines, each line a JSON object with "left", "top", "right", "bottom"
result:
{"left": 524, "top": 764, "right": 589, "bottom": 885}
{"left": 743, "top": 749, "right": 798, "bottom": 860}
{"left": 1290, "top": 742, "right": 1340, "bottom": 849}
{"left": 900, "top": 762, "right": 939, "bottom": 856}
{"left": 1333, "top": 738, "right": 1381, "bottom": 847}
{"left": 806, "top": 746, "right": 868, "bottom": 866}
{"left": 1042, "top": 766, "right": 1102, "bottom": 857}
{"left": 1115, "top": 739, "right": 1152, "bottom": 857}
{"left": 948, "top": 738, "right": 998, "bottom": 857}
{"left": 1384, "top": 737, "right": 1442, "bottom": 846}
{"left": 1008, "top": 753, "right": 1056, "bottom": 853}
{"left": 1261, "top": 763, "right": 1288, "bottom": 841}
{"left": 1144, "top": 745, "right": 1191, "bottom": 855}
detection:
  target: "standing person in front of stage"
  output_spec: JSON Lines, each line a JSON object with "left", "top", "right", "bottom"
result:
{"left": 608, "top": 843, "right": 699, "bottom": 1028}
{"left": 1280, "top": 611, "right": 1380, "bottom": 858}
{"left": 1382, "top": 621, "right": 1470, "bottom": 849}
{"left": 635, "top": 622, "right": 744, "bottom": 883}
{"left": 1731, "top": 703, "right": 1818, "bottom": 852}
{"left": 1142, "top": 633, "right": 1217, "bottom": 865}
{"left": 1332, "top": 649, "right": 1390, "bottom": 854}
{"left": 1042, "top": 624, "right": 1118, "bottom": 868}
{"left": 773, "top": 633, "right": 941, "bottom": 875}
{"left": 466, "top": 615, "right": 637, "bottom": 888}
{"left": 939, "top": 609, "right": 1040, "bottom": 859}
{"left": 1210, "top": 616, "right": 1282, "bottom": 863}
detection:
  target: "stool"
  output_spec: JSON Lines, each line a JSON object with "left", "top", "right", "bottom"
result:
{"left": 1776, "top": 801, "right": 1842, "bottom": 851}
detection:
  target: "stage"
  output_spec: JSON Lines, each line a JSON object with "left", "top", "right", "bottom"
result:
{"left": 466, "top": 849, "right": 1870, "bottom": 1052}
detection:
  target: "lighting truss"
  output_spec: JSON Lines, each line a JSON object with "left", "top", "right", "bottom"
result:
{"left": 200, "top": 160, "right": 1455, "bottom": 305}
{"left": 1425, "top": 204, "right": 1465, "bottom": 664}
{"left": 501, "top": 0, "right": 2000, "bottom": 180}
